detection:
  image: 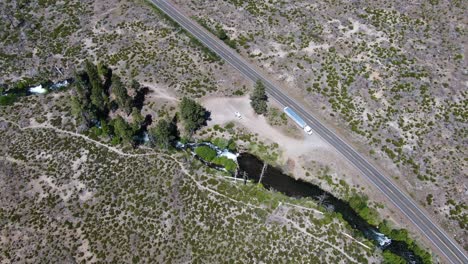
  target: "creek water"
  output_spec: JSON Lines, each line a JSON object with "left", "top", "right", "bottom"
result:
{"left": 1, "top": 79, "right": 72, "bottom": 97}
{"left": 237, "top": 153, "right": 422, "bottom": 263}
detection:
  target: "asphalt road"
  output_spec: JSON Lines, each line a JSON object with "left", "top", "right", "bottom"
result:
{"left": 150, "top": 1, "right": 468, "bottom": 263}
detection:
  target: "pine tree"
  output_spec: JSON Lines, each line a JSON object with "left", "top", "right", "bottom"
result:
{"left": 73, "top": 71, "right": 90, "bottom": 107}
{"left": 97, "top": 62, "right": 112, "bottom": 80}
{"left": 130, "top": 79, "right": 141, "bottom": 92}
{"left": 85, "top": 60, "right": 108, "bottom": 112}
{"left": 100, "top": 119, "right": 112, "bottom": 137}
{"left": 111, "top": 75, "right": 132, "bottom": 114}
{"left": 113, "top": 116, "right": 132, "bottom": 143}
{"left": 131, "top": 107, "right": 144, "bottom": 132}
{"left": 250, "top": 80, "right": 268, "bottom": 115}
{"left": 179, "top": 97, "right": 208, "bottom": 135}
{"left": 70, "top": 96, "right": 83, "bottom": 120}
{"left": 150, "top": 119, "right": 177, "bottom": 149}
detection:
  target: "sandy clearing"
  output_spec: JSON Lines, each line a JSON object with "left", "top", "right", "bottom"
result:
{"left": 75, "top": 227, "right": 97, "bottom": 263}
{"left": 142, "top": 82, "right": 178, "bottom": 101}
{"left": 29, "top": 175, "right": 88, "bottom": 203}
{"left": 72, "top": 150, "right": 88, "bottom": 178}
{"left": 267, "top": 42, "right": 289, "bottom": 58}
{"left": 303, "top": 42, "right": 330, "bottom": 54}
{"left": 202, "top": 96, "right": 332, "bottom": 159}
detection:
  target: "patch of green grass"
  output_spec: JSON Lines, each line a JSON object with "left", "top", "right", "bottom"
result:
{"left": 212, "top": 156, "right": 237, "bottom": 173}
{"left": 194, "top": 145, "right": 217, "bottom": 161}
{"left": 0, "top": 94, "right": 17, "bottom": 106}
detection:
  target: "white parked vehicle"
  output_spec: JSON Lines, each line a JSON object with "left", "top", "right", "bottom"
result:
{"left": 304, "top": 125, "right": 313, "bottom": 135}
{"left": 283, "top": 107, "right": 313, "bottom": 135}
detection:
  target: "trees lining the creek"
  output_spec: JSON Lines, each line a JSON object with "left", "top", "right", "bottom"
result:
{"left": 71, "top": 60, "right": 208, "bottom": 148}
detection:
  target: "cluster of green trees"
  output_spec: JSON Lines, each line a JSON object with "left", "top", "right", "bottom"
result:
{"left": 148, "top": 97, "right": 207, "bottom": 149}
{"left": 69, "top": 62, "right": 210, "bottom": 150}
{"left": 349, "top": 194, "right": 432, "bottom": 264}
{"left": 348, "top": 195, "right": 380, "bottom": 226}
{"left": 149, "top": 119, "right": 178, "bottom": 149}
{"left": 194, "top": 145, "right": 237, "bottom": 173}
{"left": 250, "top": 80, "right": 268, "bottom": 115}
{"left": 212, "top": 137, "right": 236, "bottom": 151}
{"left": 379, "top": 221, "right": 432, "bottom": 264}
{"left": 70, "top": 60, "right": 147, "bottom": 145}
{"left": 382, "top": 250, "right": 406, "bottom": 264}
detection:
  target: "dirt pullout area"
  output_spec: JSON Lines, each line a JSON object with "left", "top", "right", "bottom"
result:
{"left": 203, "top": 96, "right": 329, "bottom": 156}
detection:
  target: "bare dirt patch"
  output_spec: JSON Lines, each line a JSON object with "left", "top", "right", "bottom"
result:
{"left": 202, "top": 96, "right": 330, "bottom": 158}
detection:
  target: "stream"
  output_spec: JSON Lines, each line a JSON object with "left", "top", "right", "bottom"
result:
{"left": 176, "top": 141, "right": 421, "bottom": 263}
{"left": 1, "top": 79, "right": 72, "bottom": 97}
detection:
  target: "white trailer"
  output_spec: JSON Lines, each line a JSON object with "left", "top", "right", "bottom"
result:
{"left": 284, "top": 107, "right": 313, "bottom": 135}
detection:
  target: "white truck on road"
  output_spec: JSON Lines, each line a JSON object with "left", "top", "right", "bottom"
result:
{"left": 283, "top": 107, "right": 313, "bottom": 135}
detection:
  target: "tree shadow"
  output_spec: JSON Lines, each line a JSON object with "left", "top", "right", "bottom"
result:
{"left": 133, "top": 87, "right": 150, "bottom": 110}
{"left": 170, "top": 114, "right": 181, "bottom": 142}
{"left": 102, "top": 68, "right": 113, "bottom": 94}
{"left": 143, "top": 114, "right": 153, "bottom": 129}
{"left": 203, "top": 110, "right": 212, "bottom": 125}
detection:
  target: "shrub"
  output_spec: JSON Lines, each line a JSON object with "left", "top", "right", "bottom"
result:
{"left": 213, "top": 137, "right": 229, "bottom": 149}
{"left": 227, "top": 141, "right": 237, "bottom": 151}
{"left": 233, "top": 89, "right": 244, "bottom": 96}
{"left": 426, "top": 194, "right": 433, "bottom": 205}
{"left": 194, "top": 146, "right": 217, "bottom": 161}
{"left": 212, "top": 156, "right": 237, "bottom": 173}
{"left": 224, "top": 122, "right": 235, "bottom": 130}
{"left": 382, "top": 250, "right": 405, "bottom": 264}
{"left": 0, "top": 94, "right": 17, "bottom": 106}
{"left": 213, "top": 124, "right": 225, "bottom": 132}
